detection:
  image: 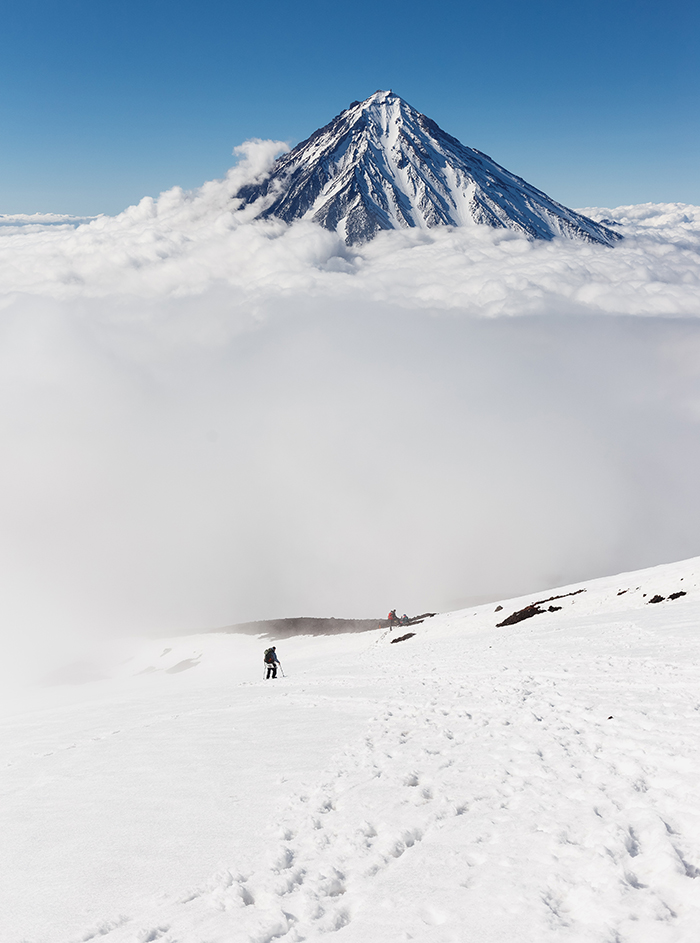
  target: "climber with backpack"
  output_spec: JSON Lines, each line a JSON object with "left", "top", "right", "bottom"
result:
{"left": 263, "top": 646, "right": 281, "bottom": 679}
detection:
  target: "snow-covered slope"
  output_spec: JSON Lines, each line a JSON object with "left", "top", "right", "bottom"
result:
{"left": 236, "top": 91, "right": 621, "bottom": 247}
{"left": 3, "top": 557, "right": 700, "bottom": 942}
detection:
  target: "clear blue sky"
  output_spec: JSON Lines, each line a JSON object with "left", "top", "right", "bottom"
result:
{"left": 1, "top": 0, "right": 697, "bottom": 215}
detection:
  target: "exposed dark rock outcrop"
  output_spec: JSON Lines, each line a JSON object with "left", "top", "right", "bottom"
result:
{"left": 496, "top": 589, "right": 586, "bottom": 627}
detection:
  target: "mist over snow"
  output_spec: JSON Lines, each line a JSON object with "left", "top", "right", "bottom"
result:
{"left": 1, "top": 140, "right": 700, "bottom": 682}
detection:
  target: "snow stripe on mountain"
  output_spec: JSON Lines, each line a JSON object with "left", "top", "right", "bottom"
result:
{"left": 235, "top": 90, "right": 622, "bottom": 247}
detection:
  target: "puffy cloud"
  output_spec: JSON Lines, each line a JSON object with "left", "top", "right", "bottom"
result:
{"left": 1, "top": 142, "right": 700, "bottom": 683}
{"left": 0, "top": 140, "right": 698, "bottom": 315}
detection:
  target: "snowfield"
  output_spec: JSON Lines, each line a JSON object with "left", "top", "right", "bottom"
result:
{"left": 3, "top": 557, "right": 700, "bottom": 943}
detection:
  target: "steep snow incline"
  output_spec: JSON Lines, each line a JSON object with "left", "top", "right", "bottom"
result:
{"left": 2, "top": 557, "right": 700, "bottom": 942}
{"left": 235, "top": 91, "right": 621, "bottom": 247}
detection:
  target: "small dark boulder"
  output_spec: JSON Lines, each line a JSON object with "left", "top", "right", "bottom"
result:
{"left": 669, "top": 591, "right": 687, "bottom": 601}
{"left": 391, "top": 632, "right": 416, "bottom": 644}
{"left": 647, "top": 595, "right": 665, "bottom": 605}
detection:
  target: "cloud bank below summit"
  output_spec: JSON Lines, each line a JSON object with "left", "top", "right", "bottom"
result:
{"left": 1, "top": 141, "right": 700, "bottom": 682}
{"left": 1, "top": 139, "right": 699, "bottom": 315}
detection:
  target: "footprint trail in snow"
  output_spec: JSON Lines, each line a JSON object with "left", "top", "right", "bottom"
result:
{"left": 93, "top": 629, "right": 700, "bottom": 943}
{"left": 5, "top": 557, "right": 699, "bottom": 943}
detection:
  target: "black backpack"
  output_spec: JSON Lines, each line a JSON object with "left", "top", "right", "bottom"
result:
{"left": 264, "top": 648, "right": 275, "bottom": 664}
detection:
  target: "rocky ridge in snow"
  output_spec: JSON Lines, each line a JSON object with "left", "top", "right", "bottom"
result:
{"left": 235, "top": 90, "right": 622, "bottom": 247}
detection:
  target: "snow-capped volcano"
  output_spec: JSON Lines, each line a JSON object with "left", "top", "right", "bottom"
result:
{"left": 236, "top": 90, "right": 621, "bottom": 246}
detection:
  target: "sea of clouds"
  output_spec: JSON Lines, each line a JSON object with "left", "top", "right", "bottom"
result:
{"left": 1, "top": 140, "right": 700, "bottom": 681}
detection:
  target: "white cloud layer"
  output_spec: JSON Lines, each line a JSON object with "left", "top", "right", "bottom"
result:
{"left": 0, "top": 140, "right": 699, "bottom": 315}
{"left": 1, "top": 141, "right": 700, "bottom": 682}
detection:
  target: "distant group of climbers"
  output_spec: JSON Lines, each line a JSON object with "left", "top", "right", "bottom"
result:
{"left": 263, "top": 610, "right": 414, "bottom": 679}
{"left": 388, "top": 609, "right": 411, "bottom": 628}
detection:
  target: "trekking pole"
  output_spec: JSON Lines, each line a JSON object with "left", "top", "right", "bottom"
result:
{"left": 279, "top": 664, "right": 286, "bottom": 678}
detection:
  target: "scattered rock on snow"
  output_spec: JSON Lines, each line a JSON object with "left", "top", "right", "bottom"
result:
{"left": 647, "top": 591, "right": 687, "bottom": 604}
{"left": 496, "top": 589, "right": 585, "bottom": 627}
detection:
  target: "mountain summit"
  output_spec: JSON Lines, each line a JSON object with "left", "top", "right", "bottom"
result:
{"left": 235, "top": 90, "right": 620, "bottom": 247}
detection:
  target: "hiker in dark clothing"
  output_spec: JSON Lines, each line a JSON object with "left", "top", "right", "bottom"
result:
{"left": 264, "top": 646, "right": 280, "bottom": 679}
{"left": 388, "top": 609, "right": 398, "bottom": 629}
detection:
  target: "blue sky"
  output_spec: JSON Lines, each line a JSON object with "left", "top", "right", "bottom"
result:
{"left": 1, "top": 0, "right": 697, "bottom": 216}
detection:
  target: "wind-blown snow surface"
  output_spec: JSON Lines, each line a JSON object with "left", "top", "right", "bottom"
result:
{"left": 3, "top": 557, "right": 699, "bottom": 943}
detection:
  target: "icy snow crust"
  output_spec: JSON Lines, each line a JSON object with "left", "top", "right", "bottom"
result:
{"left": 4, "top": 557, "right": 700, "bottom": 942}
{"left": 236, "top": 91, "right": 621, "bottom": 246}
